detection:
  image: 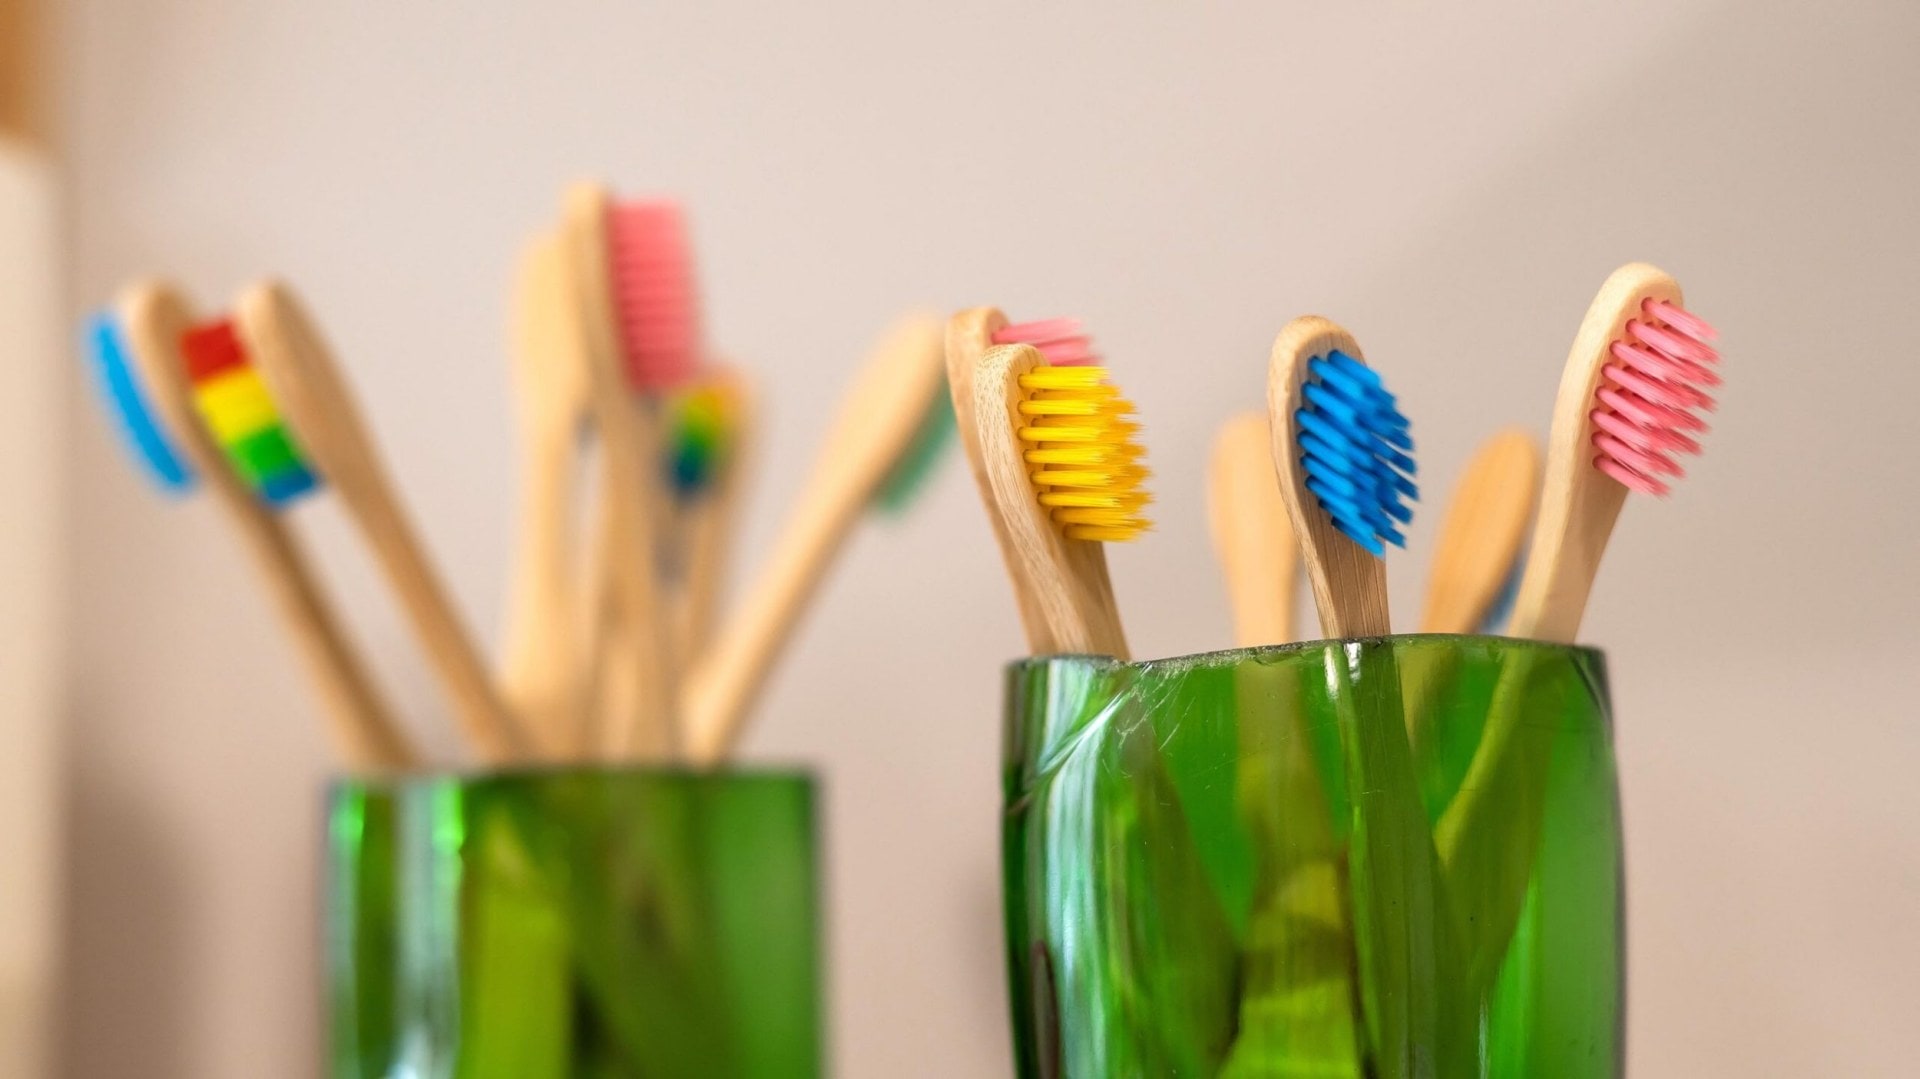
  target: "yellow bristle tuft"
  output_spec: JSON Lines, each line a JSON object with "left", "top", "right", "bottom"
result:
{"left": 1015, "top": 365, "right": 1152, "bottom": 542}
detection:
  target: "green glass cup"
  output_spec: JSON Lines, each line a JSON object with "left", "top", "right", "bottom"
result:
{"left": 1002, "top": 636, "right": 1623, "bottom": 1078}
{"left": 326, "top": 768, "right": 822, "bottom": 1078}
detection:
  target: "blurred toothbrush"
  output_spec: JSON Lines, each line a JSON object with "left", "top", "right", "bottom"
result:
{"left": 682, "top": 315, "right": 951, "bottom": 764}
{"left": 666, "top": 367, "right": 755, "bottom": 663}
{"left": 963, "top": 341, "right": 1147, "bottom": 658}
{"left": 499, "top": 229, "right": 593, "bottom": 758}
{"left": 82, "top": 282, "right": 418, "bottom": 770}
{"left": 1418, "top": 428, "right": 1541, "bottom": 634}
{"left": 235, "top": 280, "right": 528, "bottom": 763}
{"left": 563, "top": 182, "right": 691, "bottom": 761}
{"left": 1206, "top": 411, "right": 1298, "bottom": 648}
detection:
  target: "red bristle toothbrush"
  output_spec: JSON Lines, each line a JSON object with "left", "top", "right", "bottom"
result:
{"left": 682, "top": 315, "right": 949, "bottom": 763}
{"left": 82, "top": 282, "right": 419, "bottom": 771}
{"left": 499, "top": 229, "right": 594, "bottom": 758}
{"left": 562, "top": 181, "right": 687, "bottom": 761}
{"left": 233, "top": 281, "right": 530, "bottom": 763}
{"left": 944, "top": 309, "right": 1104, "bottom": 646}
{"left": 1437, "top": 261, "right": 1718, "bottom": 992}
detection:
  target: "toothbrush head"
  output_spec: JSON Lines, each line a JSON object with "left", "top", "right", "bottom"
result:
{"left": 83, "top": 310, "right": 197, "bottom": 493}
{"left": 606, "top": 199, "right": 702, "bottom": 394}
{"left": 992, "top": 317, "right": 1100, "bottom": 368}
{"left": 1016, "top": 362, "right": 1151, "bottom": 542}
{"left": 664, "top": 373, "right": 744, "bottom": 499}
{"left": 1293, "top": 348, "right": 1417, "bottom": 557}
{"left": 180, "top": 318, "right": 321, "bottom": 507}
{"left": 871, "top": 380, "right": 956, "bottom": 515}
{"left": 1590, "top": 294, "right": 1719, "bottom": 496}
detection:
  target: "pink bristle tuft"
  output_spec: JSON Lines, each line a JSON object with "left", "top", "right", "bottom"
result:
{"left": 993, "top": 317, "right": 1100, "bottom": 367}
{"left": 607, "top": 200, "right": 702, "bottom": 393}
{"left": 1590, "top": 297, "right": 1719, "bottom": 497}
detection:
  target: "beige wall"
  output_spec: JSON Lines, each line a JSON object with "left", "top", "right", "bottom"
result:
{"left": 59, "top": 2, "right": 1920, "bottom": 1076}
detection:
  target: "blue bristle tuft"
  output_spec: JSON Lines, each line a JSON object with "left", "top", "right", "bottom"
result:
{"left": 1295, "top": 350, "right": 1417, "bottom": 556}
{"left": 83, "top": 313, "right": 197, "bottom": 494}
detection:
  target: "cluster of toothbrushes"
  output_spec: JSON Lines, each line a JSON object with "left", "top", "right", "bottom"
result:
{"left": 80, "top": 182, "right": 955, "bottom": 773}
{"left": 949, "top": 262, "right": 1719, "bottom": 657}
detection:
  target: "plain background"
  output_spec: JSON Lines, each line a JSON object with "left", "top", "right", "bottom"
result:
{"left": 45, "top": 2, "right": 1920, "bottom": 1075}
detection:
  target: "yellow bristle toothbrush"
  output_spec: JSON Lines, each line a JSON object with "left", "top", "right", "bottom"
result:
{"left": 1418, "top": 428, "right": 1541, "bottom": 635}
{"left": 963, "top": 341, "right": 1148, "bottom": 658}
{"left": 499, "top": 229, "right": 593, "bottom": 758}
{"left": 562, "top": 180, "right": 680, "bottom": 761}
{"left": 945, "top": 308, "right": 1103, "bottom": 645}
{"left": 235, "top": 281, "right": 529, "bottom": 763}
{"left": 1436, "top": 261, "right": 1718, "bottom": 992}
{"left": 82, "top": 283, "right": 418, "bottom": 771}
{"left": 682, "top": 315, "right": 949, "bottom": 764}
{"left": 1207, "top": 411, "right": 1299, "bottom": 648}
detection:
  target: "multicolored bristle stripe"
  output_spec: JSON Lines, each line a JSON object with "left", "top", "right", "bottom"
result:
{"left": 181, "top": 320, "right": 320, "bottom": 507}
{"left": 1592, "top": 298, "right": 1719, "bottom": 496}
{"left": 1016, "top": 364, "right": 1151, "bottom": 542}
{"left": 607, "top": 199, "right": 702, "bottom": 394}
{"left": 992, "top": 317, "right": 1099, "bottom": 367}
{"left": 1295, "top": 350, "right": 1417, "bottom": 557}
{"left": 664, "top": 377, "right": 741, "bottom": 499}
{"left": 84, "top": 312, "right": 197, "bottom": 493}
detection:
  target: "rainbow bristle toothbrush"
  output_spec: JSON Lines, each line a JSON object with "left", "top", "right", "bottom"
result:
{"left": 944, "top": 309, "right": 1107, "bottom": 645}
{"left": 235, "top": 281, "right": 528, "bottom": 764}
{"left": 683, "top": 315, "right": 951, "bottom": 764}
{"left": 1419, "top": 428, "right": 1541, "bottom": 635}
{"left": 1207, "top": 411, "right": 1298, "bottom": 648}
{"left": 1507, "top": 261, "right": 1718, "bottom": 642}
{"left": 1266, "top": 316, "right": 1417, "bottom": 638}
{"left": 966, "top": 342, "right": 1148, "bottom": 658}
{"left": 181, "top": 318, "right": 321, "bottom": 507}
{"left": 667, "top": 368, "right": 755, "bottom": 661}
{"left": 563, "top": 181, "right": 683, "bottom": 760}
{"left": 80, "top": 283, "right": 417, "bottom": 771}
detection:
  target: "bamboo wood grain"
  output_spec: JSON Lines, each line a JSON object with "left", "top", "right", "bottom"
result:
{"left": 1207, "top": 411, "right": 1299, "bottom": 648}
{"left": 1419, "top": 428, "right": 1541, "bottom": 634}
{"left": 237, "top": 281, "right": 527, "bottom": 764}
{"left": 562, "top": 180, "right": 678, "bottom": 761}
{"left": 973, "top": 343, "right": 1129, "bottom": 658}
{"left": 1267, "top": 316, "right": 1393, "bottom": 640}
{"left": 122, "top": 282, "right": 418, "bottom": 771}
{"left": 945, "top": 307, "right": 1049, "bottom": 643}
{"left": 1506, "top": 262, "right": 1681, "bottom": 644}
{"left": 674, "top": 366, "right": 756, "bottom": 664}
{"left": 499, "top": 230, "right": 592, "bottom": 759}
{"left": 683, "top": 316, "right": 946, "bottom": 764}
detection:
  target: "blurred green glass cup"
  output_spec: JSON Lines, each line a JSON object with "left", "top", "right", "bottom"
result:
{"left": 1002, "top": 636, "right": 1623, "bottom": 1078}
{"left": 326, "top": 767, "right": 822, "bottom": 1078}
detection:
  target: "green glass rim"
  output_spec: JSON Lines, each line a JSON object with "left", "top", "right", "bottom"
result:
{"left": 327, "top": 763, "right": 817, "bottom": 796}
{"left": 1004, "top": 633, "right": 1606, "bottom": 676}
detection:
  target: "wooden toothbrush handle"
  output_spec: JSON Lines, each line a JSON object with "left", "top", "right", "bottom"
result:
{"left": 681, "top": 465, "right": 862, "bottom": 765}
{"left": 589, "top": 396, "right": 678, "bottom": 762}
{"left": 499, "top": 420, "right": 584, "bottom": 758}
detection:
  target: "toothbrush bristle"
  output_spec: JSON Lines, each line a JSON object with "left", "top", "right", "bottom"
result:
{"left": 180, "top": 319, "right": 321, "bottom": 507}
{"left": 1591, "top": 298, "right": 1719, "bottom": 496}
{"left": 664, "top": 377, "right": 739, "bottom": 498}
{"left": 1016, "top": 364, "right": 1151, "bottom": 542}
{"left": 1294, "top": 350, "right": 1417, "bottom": 558}
{"left": 607, "top": 200, "right": 701, "bottom": 394}
{"left": 84, "top": 312, "right": 198, "bottom": 493}
{"left": 993, "top": 317, "right": 1100, "bottom": 367}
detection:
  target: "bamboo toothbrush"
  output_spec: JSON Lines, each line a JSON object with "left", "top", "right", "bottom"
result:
{"left": 1505, "top": 261, "right": 1718, "bottom": 643}
{"left": 945, "top": 311, "right": 1105, "bottom": 649}
{"left": 1265, "top": 316, "right": 1417, "bottom": 638}
{"left": 1207, "top": 411, "right": 1299, "bottom": 648}
{"left": 668, "top": 367, "right": 756, "bottom": 662}
{"left": 83, "top": 283, "right": 419, "bottom": 770}
{"left": 964, "top": 342, "right": 1148, "bottom": 658}
{"left": 1436, "top": 261, "right": 1717, "bottom": 993}
{"left": 563, "top": 182, "right": 684, "bottom": 761}
{"left": 1418, "top": 428, "right": 1541, "bottom": 634}
{"left": 682, "top": 316, "right": 949, "bottom": 764}
{"left": 235, "top": 281, "right": 528, "bottom": 763}
{"left": 499, "top": 229, "right": 593, "bottom": 758}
